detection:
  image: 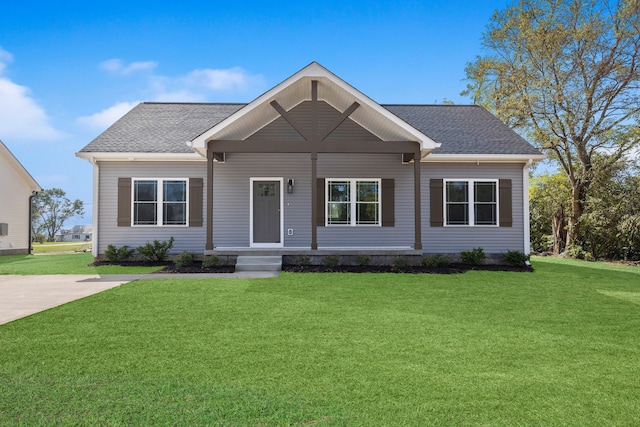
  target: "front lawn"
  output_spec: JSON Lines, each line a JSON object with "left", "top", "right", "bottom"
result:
{"left": 31, "top": 241, "right": 92, "bottom": 254}
{"left": 0, "top": 258, "right": 638, "bottom": 425}
{"left": 0, "top": 253, "right": 163, "bottom": 275}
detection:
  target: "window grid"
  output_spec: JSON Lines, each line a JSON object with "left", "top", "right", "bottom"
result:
{"left": 445, "top": 180, "right": 498, "bottom": 226}
{"left": 132, "top": 178, "right": 188, "bottom": 226}
{"left": 326, "top": 179, "right": 380, "bottom": 226}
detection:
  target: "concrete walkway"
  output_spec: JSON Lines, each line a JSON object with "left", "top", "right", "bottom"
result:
{"left": 0, "top": 271, "right": 279, "bottom": 325}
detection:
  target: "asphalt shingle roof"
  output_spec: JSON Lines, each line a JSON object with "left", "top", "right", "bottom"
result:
{"left": 79, "top": 102, "right": 541, "bottom": 156}
{"left": 384, "top": 104, "right": 541, "bottom": 155}
{"left": 79, "top": 103, "right": 245, "bottom": 154}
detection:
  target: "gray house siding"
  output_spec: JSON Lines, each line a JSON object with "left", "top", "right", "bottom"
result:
{"left": 317, "top": 153, "right": 414, "bottom": 247}
{"left": 211, "top": 153, "right": 415, "bottom": 248}
{"left": 97, "top": 158, "right": 526, "bottom": 255}
{"left": 212, "top": 153, "right": 311, "bottom": 248}
{"left": 97, "top": 161, "right": 208, "bottom": 255}
{"left": 422, "top": 162, "right": 525, "bottom": 253}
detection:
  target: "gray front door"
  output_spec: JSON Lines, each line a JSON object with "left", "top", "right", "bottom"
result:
{"left": 253, "top": 181, "right": 281, "bottom": 244}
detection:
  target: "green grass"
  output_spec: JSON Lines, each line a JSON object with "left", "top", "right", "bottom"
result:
{"left": 0, "top": 257, "right": 639, "bottom": 425}
{"left": 0, "top": 253, "right": 163, "bottom": 275}
{"left": 31, "top": 241, "right": 92, "bottom": 254}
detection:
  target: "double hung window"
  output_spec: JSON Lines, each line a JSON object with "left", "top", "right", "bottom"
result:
{"left": 445, "top": 180, "right": 497, "bottom": 226}
{"left": 327, "top": 179, "right": 380, "bottom": 226}
{"left": 133, "top": 179, "right": 188, "bottom": 226}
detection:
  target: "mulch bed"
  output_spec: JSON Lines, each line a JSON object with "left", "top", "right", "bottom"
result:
{"left": 92, "top": 261, "right": 532, "bottom": 274}
{"left": 158, "top": 264, "right": 235, "bottom": 274}
{"left": 282, "top": 263, "right": 533, "bottom": 274}
{"left": 90, "top": 260, "right": 235, "bottom": 274}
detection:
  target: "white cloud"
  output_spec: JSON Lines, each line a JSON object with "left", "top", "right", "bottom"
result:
{"left": 77, "top": 101, "right": 138, "bottom": 129}
{"left": 100, "top": 58, "right": 158, "bottom": 75}
{"left": 0, "top": 50, "right": 65, "bottom": 141}
{"left": 142, "top": 66, "right": 265, "bottom": 102}
{"left": 0, "top": 47, "right": 13, "bottom": 74}
{"left": 79, "top": 60, "right": 266, "bottom": 127}
{"left": 184, "top": 67, "right": 265, "bottom": 92}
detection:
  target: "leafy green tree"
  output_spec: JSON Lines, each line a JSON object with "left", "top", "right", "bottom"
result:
{"left": 464, "top": 0, "right": 640, "bottom": 249}
{"left": 529, "top": 170, "right": 571, "bottom": 254}
{"left": 32, "top": 188, "right": 85, "bottom": 242}
{"left": 580, "top": 159, "right": 640, "bottom": 259}
{"left": 531, "top": 158, "right": 640, "bottom": 260}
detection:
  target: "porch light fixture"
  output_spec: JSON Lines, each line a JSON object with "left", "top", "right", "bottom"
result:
{"left": 287, "top": 179, "right": 295, "bottom": 194}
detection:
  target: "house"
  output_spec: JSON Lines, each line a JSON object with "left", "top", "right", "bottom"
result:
{"left": 0, "top": 140, "right": 41, "bottom": 255}
{"left": 77, "top": 62, "right": 544, "bottom": 259}
{"left": 56, "top": 225, "right": 93, "bottom": 242}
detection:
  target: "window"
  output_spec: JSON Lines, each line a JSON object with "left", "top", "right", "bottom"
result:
{"left": 132, "top": 179, "right": 187, "bottom": 226}
{"left": 445, "top": 180, "right": 497, "bottom": 226}
{"left": 327, "top": 179, "right": 380, "bottom": 226}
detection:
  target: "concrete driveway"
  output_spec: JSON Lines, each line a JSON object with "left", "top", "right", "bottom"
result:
{"left": 0, "top": 271, "right": 279, "bottom": 325}
{"left": 0, "top": 275, "right": 139, "bottom": 325}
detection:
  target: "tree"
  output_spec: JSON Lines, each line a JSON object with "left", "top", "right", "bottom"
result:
{"left": 529, "top": 170, "right": 571, "bottom": 254}
{"left": 32, "top": 188, "right": 85, "bottom": 242}
{"left": 579, "top": 158, "right": 640, "bottom": 259}
{"left": 464, "top": 0, "right": 640, "bottom": 248}
{"left": 530, "top": 159, "right": 640, "bottom": 260}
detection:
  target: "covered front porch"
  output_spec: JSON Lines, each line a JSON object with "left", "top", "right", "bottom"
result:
{"left": 190, "top": 64, "right": 440, "bottom": 254}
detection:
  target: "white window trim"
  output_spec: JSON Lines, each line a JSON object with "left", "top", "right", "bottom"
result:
{"left": 443, "top": 179, "right": 499, "bottom": 227}
{"left": 131, "top": 178, "right": 190, "bottom": 227}
{"left": 325, "top": 178, "right": 381, "bottom": 227}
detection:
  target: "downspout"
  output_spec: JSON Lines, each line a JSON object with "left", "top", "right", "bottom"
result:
{"left": 91, "top": 158, "right": 100, "bottom": 258}
{"left": 28, "top": 191, "right": 39, "bottom": 254}
{"left": 523, "top": 159, "right": 533, "bottom": 254}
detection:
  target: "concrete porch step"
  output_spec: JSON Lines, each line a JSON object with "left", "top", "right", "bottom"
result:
{"left": 235, "top": 255, "right": 282, "bottom": 272}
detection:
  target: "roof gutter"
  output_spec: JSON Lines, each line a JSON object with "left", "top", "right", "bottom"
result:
{"left": 422, "top": 153, "right": 546, "bottom": 163}
{"left": 75, "top": 152, "right": 205, "bottom": 162}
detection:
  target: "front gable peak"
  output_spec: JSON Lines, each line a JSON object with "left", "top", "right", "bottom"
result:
{"left": 190, "top": 62, "right": 439, "bottom": 156}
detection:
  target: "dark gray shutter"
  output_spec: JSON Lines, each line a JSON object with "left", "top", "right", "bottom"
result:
{"left": 430, "top": 179, "right": 444, "bottom": 227}
{"left": 382, "top": 179, "right": 395, "bottom": 227}
{"left": 117, "top": 178, "right": 131, "bottom": 227}
{"left": 189, "top": 178, "right": 203, "bottom": 227}
{"left": 499, "top": 179, "right": 512, "bottom": 227}
{"left": 316, "top": 178, "right": 325, "bottom": 227}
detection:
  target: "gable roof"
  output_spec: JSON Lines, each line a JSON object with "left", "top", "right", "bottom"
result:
{"left": 384, "top": 104, "right": 542, "bottom": 156}
{"left": 77, "top": 62, "right": 543, "bottom": 162}
{"left": 190, "top": 62, "right": 439, "bottom": 156}
{"left": 0, "top": 140, "right": 41, "bottom": 191}
{"left": 79, "top": 103, "right": 244, "bottom": 155}
{"left": 78, "top": 102, "right": 543, "bottom": 159}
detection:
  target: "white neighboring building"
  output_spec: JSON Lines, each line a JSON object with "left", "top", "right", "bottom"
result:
{"left": 56, "top": 225, "right": 93, "bottom": 242}
{"left": 0, "top": 140, "right": 41, "bottom": 255}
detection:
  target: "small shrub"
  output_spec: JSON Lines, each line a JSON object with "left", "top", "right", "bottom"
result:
{"left": 323, "top": 255, "right": 340, "bottom": 268}
{"left": 175, "top": 251, "right": 196, "bottom": 268}
{"left": 461, "top": 247, "right": 486, "bottom": 265}
{"left": 105, "top": 244, "right": 135, "bottom": 263}
{"left": 391, "top": 256, "right": 412, "bottom": 271}
{"left": 566, "top": 244, "right": 587, "bottom": 260}
{"left": 136, "top": 237, "right": 175, "bottom": 262}
{"left": 294, "top": 255, "right": 310, "bottom": 266}
{"left": 356, "top": 254, "right": 371, "bottom": 266}
{"left": 502, "top": 250, "right": 530, "bottom": 266}
{"left": 202, "top": 255, "right": 220, "bottom": 268}
{"left": 422, "top": 254, "right": 450, "bottom": 268}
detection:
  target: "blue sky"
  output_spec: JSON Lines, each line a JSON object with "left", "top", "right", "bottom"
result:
{"left": 1, "top": 0, "right": 509, "bottom": 225}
